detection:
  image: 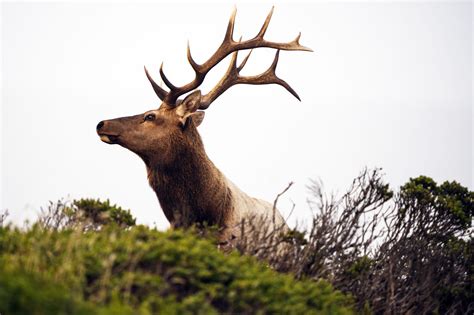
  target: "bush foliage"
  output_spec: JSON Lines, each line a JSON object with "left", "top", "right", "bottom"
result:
{"left": 1, "top": 170, "right": 472, "bottom": 314}
{"left": 38, "top": 198, "right": 135, "bottom": 231}
{"left": 0, "top": 212, "right": 353, "bottom": 314}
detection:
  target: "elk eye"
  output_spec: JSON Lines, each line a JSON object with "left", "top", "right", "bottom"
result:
{"left": 144, "top": 113, "right": 156, "bottom": 121}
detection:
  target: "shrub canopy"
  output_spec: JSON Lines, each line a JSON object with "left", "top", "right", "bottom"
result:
{"left": 0, "top": 223, "right": 353, "bottom": 315}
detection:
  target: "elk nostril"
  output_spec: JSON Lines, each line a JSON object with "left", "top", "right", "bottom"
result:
{"left": 96, "top": 121, "right": 104, "bottom": 131}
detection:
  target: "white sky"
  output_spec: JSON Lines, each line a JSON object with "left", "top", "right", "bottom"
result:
{"left": 2, "top": 1, "right": 472, "bottom": 229}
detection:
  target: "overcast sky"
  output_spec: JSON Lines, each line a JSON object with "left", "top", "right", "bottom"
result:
{"left": 2, "top": 1, "right": 472, "bottom": 229}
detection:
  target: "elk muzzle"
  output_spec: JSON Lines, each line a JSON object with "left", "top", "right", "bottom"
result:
{"left": 96, "top": 120, "right": 120, "bottom": 144}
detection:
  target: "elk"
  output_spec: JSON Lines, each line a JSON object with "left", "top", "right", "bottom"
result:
{"left": 96, "top": 7, "right": 311, "bottom": 244}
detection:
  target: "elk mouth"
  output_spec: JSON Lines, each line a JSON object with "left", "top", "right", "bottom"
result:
{"left": 99, "top": 133, "right": 120, "bottom": 144}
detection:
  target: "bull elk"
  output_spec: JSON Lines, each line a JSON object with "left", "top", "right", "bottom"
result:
{"left": 96, "top": 7, "right": 311, "bottom": 244}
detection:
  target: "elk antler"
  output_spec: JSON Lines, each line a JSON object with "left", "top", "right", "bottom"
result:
{"left": 200, "top": 49, "right": 300, "bottom": 109}
{"left": 145, "top": 6, "right": 312, "bottom": 106}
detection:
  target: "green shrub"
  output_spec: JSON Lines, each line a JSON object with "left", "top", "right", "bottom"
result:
{"left": 38, "top": 198, "right": 135, "bottom": 231}
{"left": 0, "top": 224, "right": 353, "bottom": 314}
{"left": 73, "top": 198, "right": 136, "bottom": 229}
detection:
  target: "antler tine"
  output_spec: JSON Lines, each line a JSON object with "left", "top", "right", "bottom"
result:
{"left": 237, "top": 49, "right": 253, "bottom": 72}
{"left": 264, "top": 50, "right": 301, "bottom": 101}
{"left": 187, "top": 41, "right": 200, "bottom": 72}
{"left": 144, "top": 66, "right": 168, "bottom": 101}
{"left": 255, "top": 6, "right": 274, "bottom": 39}
{"left": 159, "top": 63, "right": 178, "bottom": 91}
{"left": 224, "top": 6, "right": 237, "bottom": 43}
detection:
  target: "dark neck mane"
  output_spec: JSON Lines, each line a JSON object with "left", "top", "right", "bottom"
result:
{"left": 146, "top": 128, "right": 233, "bottom": 228}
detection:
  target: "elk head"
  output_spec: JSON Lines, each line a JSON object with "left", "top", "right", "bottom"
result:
{"left": 96, "top": 7, "right": 311, "bottom": 166}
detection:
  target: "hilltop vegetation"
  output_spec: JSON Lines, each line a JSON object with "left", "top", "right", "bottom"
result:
{"left": 0, "top": 169, "right": 472, "bottom": 314}
{"left": 0, "top": 200, "right": 352, "bottom": 315}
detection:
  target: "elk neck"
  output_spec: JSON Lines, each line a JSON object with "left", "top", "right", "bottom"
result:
{"left": 145, "top": 126, "right": 233, "bottom": 228}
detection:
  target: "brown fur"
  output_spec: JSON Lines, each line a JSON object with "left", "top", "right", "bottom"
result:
{"left": 97, "top": 94, "right": 244, "bottom": 241}
{"left": 145, "top": 125, "right": 233, "bottom": 230}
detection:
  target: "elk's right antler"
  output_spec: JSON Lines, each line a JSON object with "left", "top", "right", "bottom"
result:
{"left": 145, "top": 6, "right": 312, "bottom": 107}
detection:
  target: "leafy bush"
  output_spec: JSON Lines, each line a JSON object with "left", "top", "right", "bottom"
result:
{"left": 38, "top": 198, "right": 135, "bottom": 230}
{"left": 2, "top": 170, "right": 472, "bottom": 314}
{"left": 0, "top": 221, "right": 353, "bottom": 314}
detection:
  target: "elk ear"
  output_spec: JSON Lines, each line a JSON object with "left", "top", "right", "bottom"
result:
{"left": 190, "top": 111, "right": 205, "bottom": 127}
{"left": 176, "top": 90, "right": 202, "bottom": 126}
{"left": 182, "top": 111, "right": 205, "bottom": 129}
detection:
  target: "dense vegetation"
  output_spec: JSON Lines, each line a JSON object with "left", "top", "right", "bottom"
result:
{"left": 230, "top": 170, "right": 473, "bottom": 314}
{"left": 1, "top": 169, "right": 472, "bottom": 314}
{"left": 0, "top": 200, "right": 352, "bottom": 315}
